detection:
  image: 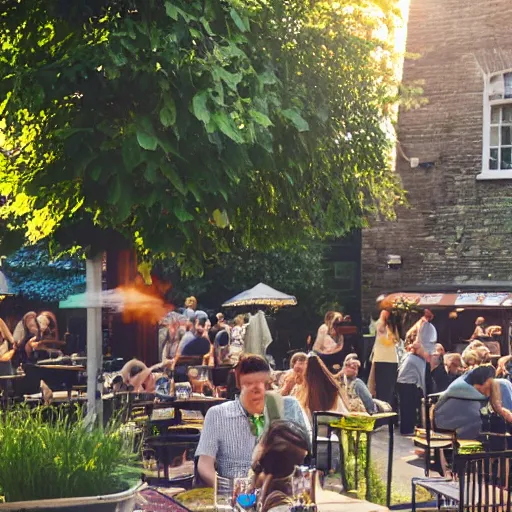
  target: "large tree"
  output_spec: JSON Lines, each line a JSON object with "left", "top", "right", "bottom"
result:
{"left": 0, "top": 0, "right": 403, "bottom": 269}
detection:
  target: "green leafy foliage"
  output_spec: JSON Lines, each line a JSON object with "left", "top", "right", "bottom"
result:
{"left": 3, "top": 244, "right": 86, "bottom": 301}
{"left": 155, "top": 239, "right": 342, "bottom": 320}
{"left": 0, "top": 0, "right": 404, "bottom": 271}
{"left": 0, "top": 405, "right": 139, "bottom": 502}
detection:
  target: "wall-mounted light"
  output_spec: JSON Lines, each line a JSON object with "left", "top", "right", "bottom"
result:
{"left": 387, "top": 254, "right": 402, "bottom": 270}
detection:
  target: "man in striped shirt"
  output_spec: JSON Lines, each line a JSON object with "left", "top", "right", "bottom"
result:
{"left": 195, "top": 354, "right": 310, "bottom": 486}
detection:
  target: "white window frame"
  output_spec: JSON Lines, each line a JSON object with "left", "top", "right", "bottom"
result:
{"left": 478, "top": 69, "right": 512, "bottom": 180}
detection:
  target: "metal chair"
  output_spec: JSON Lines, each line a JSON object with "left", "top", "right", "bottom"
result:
{"left": 414, "top": 394, "right": 455, "bottom": 476}
{"left": 412, "top": 449, "right": 512, "bottom": 512}
{"left": 312, "top": 411, "right": 341, "bottom": 474}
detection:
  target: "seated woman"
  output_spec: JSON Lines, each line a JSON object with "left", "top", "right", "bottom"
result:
{"left": 470, "top": 317, "right": 487, "bottom": 340}
{"left": 337, "top": 354, "right": 377, "bottom": 414}
{"left": 462, "top": 348, "right": 481, "bottom": 370}
{"left": 119, "top": 359, "right": 168, "bottom": 393}
{"left": 434, "top": 365, "right": 495, "bottom": 440}
{"left": 280, "top": 352, "right": 307, "bottom": 397}
{"left": 12, "top": 311, "right": 41, "bottom": 366}
{"left": 250, "top": 420, "right": 310, "bottom": 512}
{"left": 313, "top": 313, "right": 353, "bottom": 373}
{"left": 297, "top": 353, "right": 350, "bottom": 420}
{"left": 431, "top": 353, "right": 463, "bottom": 393}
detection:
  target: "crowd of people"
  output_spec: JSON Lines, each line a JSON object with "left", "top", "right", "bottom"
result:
{"left": 159, "top": 296, "right": 251, "bottom": 371}
{"left": 6, "top": 297, "right": 512, "bottom": 507}
{"left": 192, "top": 306, "right": 390, "bottom": 493}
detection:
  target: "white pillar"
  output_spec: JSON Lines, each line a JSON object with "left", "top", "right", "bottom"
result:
{"left": 86, "top": 254, "right": 103, "bottom": 426}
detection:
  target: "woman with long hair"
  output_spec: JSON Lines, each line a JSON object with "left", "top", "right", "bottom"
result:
{"left": 312, "top": 312, "right": 353, "bottom": 373}
{"left": 36, "top": 311, "right": 59, "bottom": 342}
{"left": 297, "top": 353, "right": 349, "bottom": 419}
{"left": 12, "top": 311, "right": 40, "bottom": 365}
{"left": 251, "top": 420, "right": 310, "bottom": 512}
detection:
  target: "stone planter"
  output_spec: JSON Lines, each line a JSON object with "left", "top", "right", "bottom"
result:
{"left": 0, "top": 481, "right": 145, "bottom": 512}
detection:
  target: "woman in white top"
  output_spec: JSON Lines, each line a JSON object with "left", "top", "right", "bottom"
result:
{"left": 369, "top": 310, "right": 398, "bottom": 405}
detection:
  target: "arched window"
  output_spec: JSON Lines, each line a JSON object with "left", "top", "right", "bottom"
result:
{"left": 478, "top": 70, "right": 512, "bottom": 179}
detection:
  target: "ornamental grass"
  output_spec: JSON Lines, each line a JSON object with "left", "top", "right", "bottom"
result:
{"left": 0, "top": 405, "right": 140, "bottom": 503}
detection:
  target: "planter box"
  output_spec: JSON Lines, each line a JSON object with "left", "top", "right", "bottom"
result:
{"left": 0, "top": 481, "right": 145, "bottom": 512}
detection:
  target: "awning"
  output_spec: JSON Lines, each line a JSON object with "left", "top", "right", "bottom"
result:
{"left": 378, "top": 291, "right": 512, "bottom": 309}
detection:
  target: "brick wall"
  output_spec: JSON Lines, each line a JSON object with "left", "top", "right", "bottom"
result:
{"left": 362, "top": 0, "right": 512, "bottom": 314}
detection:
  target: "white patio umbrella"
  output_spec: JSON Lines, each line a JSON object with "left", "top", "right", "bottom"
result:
{"left": 222, "top": 282, "right": 297, "bottom": 308}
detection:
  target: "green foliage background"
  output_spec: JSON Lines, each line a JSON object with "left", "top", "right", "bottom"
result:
{"left": 0, "top": 0, "right": 403, "bottom": 272}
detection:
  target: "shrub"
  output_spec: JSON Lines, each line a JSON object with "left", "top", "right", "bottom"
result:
{"left": 0, "top": 405, "right": 140, "bottom": 502}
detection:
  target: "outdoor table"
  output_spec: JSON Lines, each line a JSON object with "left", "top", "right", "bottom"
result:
{"left": 152, "top": 396, "right": 226, "bottom": 425}
{"left": 105, "top": 392, "right": 225, "bottom": 426}
{"left": 329, "top": 412, "right": 396, "bottom": 508}
{"left": 316, "top": 488, "right": 388, "bottom": 512}
{"left": 30, "top": 365, "right": 85, "bottom": 401}
{"left": 167, "top": 486, "right": 388, "bottom": 512}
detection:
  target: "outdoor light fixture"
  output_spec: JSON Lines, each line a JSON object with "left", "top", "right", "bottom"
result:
{"left": 387, "top": 254, "right": 402, "bottom": 270}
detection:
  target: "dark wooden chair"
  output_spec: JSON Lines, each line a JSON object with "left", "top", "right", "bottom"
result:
{"left": 413, "top": 394, "right": 456, "bottom": 476}
{"left": 145, "top": 428, "right": 201, "bottom": 488}
{"left": 412, "top": 449, "right": 512, "bottom": 512}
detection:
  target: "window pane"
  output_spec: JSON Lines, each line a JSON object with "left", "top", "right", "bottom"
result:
{"left": 490, "top": 148, "right": 499, "bottom": 169}
{"left": 490, "top": 74, "right": 505, "bottom": 100}
{"left": 501, "top": 147, "right": 512, "bottom": 169}
{"left": 503, "top": 105, "right": 512, "bottom": 122}
{"left": 491, "top": 106, "right": 501, "bottom": 123}
{"left": 505, "top": 73, "right": 512, "bottom": 98}
{"left": 491, "top": 126, "right": 500, "bottom": 145}
{"left": 502, "top": 126, "right": 512, "bottom": 145}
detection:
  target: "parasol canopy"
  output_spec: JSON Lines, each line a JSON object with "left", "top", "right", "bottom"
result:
{"left": 59, "top": 288, "right": 163, "bottom": 311}
{"left": 222, "top": 282, "right": 297, "bottom": 308}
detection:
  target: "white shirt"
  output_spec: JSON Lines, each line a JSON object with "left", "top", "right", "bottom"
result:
{"left": 418, "top": 321, "right": 437, "bottom": 355}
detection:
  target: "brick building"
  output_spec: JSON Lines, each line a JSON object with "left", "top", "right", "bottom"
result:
{"left": 362, "top": 0, "right": 512, "bottom": 314}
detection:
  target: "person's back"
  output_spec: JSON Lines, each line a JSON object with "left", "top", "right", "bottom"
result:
{"left": 434, "top": 366, "right": 495, "bottom": 439}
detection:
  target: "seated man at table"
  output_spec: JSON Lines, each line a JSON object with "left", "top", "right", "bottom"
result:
{"left": 434, "top": 365, "right": 495, "bottom": 439}
{"left": 195, "top": 354, "right": 311, "bottom": 486}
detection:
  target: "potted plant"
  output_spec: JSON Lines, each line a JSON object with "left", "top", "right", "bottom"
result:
{"left": 0, "top": 405, "right": 143, "bottom": 511}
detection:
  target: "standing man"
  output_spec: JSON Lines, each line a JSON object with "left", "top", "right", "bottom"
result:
{"left": 195, "top": 354, "right": 310, "bottom": 486}
{"left": 406, "top": 309, "right": 438, "bottom": 397}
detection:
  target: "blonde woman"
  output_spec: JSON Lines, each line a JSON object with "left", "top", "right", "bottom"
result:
{"left": 312, "top": 312, "right": 344, "bottom": 355}
{"left": 369, "top": 310, "right": 398, "bottom": 404}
